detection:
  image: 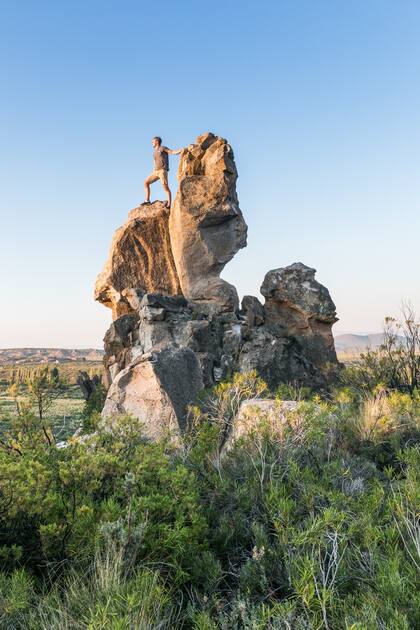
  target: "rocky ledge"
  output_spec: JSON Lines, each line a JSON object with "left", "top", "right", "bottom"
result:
{"left": 95, "top": 132, "right": 340, "bottom": 439}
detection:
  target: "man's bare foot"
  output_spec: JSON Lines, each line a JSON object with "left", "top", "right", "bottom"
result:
{"left": 143, "top": 200, "right": 151, "bottom": 205}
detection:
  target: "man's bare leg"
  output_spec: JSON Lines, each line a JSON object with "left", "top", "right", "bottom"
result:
{"left": 144, "top": 178, "right": 151, "bottom": 203}
{"left": 163, "top": 183, "right": 172, "bottom": 209}
{"left": 144, "top": 174, "right": 157, "bottom": 203}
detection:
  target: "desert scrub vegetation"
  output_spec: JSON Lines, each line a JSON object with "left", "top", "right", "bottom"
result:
{"left": 0, "top": 370, "right": 419, "bottom": 628}
{"left": 0, "top": 361, "right": 104, "bottom": 388}
{"left": 343, "top": 305, "right": 420, "bottom": 396}
{"left": 0, "top": 365, "right": 106, "bottom": 441}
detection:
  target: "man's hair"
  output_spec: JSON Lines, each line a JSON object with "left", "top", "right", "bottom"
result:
{"left": 153, "top": 136, "right": 162, "bottom": 145}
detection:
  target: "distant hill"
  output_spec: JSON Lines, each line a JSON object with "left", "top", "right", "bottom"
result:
{"left": 0, "top": 348, "right": 104, "bottom": 365}
{"left": 334, "top": 333, "right": 404, "bottom": 353}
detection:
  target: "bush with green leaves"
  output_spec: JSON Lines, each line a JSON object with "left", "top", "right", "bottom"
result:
{"left": 0, "top": 410, "right": 208, "bottom": 587}
{"left": 183, "top": 386, "right": 420, "bottom": 629}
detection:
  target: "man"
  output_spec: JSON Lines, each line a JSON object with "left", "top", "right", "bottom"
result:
{"left": 144, "top": 136, "right": 182, "bottom": 209}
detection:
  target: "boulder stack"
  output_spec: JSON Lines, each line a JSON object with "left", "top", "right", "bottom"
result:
{"left": 95, "top": 132, "right": 340, "bottom": 438}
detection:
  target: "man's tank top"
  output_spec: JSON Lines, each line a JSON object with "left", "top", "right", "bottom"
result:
{"left": 153, "top": 146, "right": 169, "bottom": 171}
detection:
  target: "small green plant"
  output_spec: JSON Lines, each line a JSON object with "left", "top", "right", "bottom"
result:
{"left": 276, "top": 381, "right": 313, "bottom": 401}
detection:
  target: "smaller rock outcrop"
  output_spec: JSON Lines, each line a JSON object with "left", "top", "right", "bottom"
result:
{"left": 261, "top": 262, "right": 338, "bottom": 369}
{"left": 101, "top": 345, "right": 203, "bottom": 440}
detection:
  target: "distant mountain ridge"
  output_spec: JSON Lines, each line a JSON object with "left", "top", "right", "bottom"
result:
{"left": 0, "top": 337, "right": 398, "bottom": 363}
{"left": 0, "top": 348, "right": 104, "bottom": 365}
{"left": 334, "top": 333, "right": 404, "bottom": 353}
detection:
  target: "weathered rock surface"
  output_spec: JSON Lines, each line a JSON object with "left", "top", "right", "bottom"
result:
{"left": 261, "top": 262, "right": 338, "bottom": 370}
{"left": 96, "top": 133, "right": 340, "bottom": 439}
{"left": 169, "top": 132, "right": 247, "bottom": 313}
{"left": 95, "top": 202, "right": 181, "bottom": 319}
{"left": 102, "top": 346, "right": 203, "bottom": 440}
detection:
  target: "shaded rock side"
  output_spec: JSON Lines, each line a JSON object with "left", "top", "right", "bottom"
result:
{"left": 238, "top": 326, "right": 332, "bottom": 390}
{"left": 261, "top": 262, "right": 339, "bottom": 369}
{"left": 99, "top": 264, "right": 340, "bottom": 438}
{"left": 169, "top": 132, "right": 248, "bottom": 313}
{"left": 101, "top": 345, "right": 203, "bottom": 439}
{"left": 95, "top": 202, "right": 181, "bottom": 319}
{"left": 103, "top": 312, "right": 140, "bottom": 386}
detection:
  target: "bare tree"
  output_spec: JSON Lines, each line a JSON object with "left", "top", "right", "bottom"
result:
{"left": 381, "top": 303, "right": 419, "bottom": 394}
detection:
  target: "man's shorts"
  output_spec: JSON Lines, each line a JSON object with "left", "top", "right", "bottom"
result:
{"left": 147, "top": 168, "right": 168, "bottom": 186}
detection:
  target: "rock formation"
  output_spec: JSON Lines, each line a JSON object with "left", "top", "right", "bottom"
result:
{"left": 95, "top": 132, "right": 340, "bottom": 438}
{"left": 169, "top": 133, "right": 247, "bottom": 313}
{"left": 95, "top": 132, "right": 247, "bottom": 318}
{"left": 261, "top": 262, "right": 338, "bottom": 369}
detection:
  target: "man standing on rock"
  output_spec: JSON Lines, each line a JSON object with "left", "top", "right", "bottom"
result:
{"left": 144, "top": 136, "right": 182, "bottom": 209}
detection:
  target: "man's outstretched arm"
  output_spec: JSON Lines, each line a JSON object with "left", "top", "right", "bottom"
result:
{"left": 163, "top": 146, "right": 182, "bottom": 155}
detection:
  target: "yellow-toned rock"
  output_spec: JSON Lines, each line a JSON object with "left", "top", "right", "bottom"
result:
{"left": 95, "top": 201, "right": 181, "bottom": 319}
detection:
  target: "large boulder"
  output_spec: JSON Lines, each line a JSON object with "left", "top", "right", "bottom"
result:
{"left": 95, "top": 202, "right": 181, "bottom": 319}
{"left": 101, "top": 346, "right": 203, "bottom": 439}
{"left": 169, "top": 132, "right": 248, "bottom": 312}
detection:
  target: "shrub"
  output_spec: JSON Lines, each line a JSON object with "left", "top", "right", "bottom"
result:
{"left": 343, "top": 305, "right": 420, "bottom": 396}
{"left": 0, "top": 547, "right": 175, "bottom": 629}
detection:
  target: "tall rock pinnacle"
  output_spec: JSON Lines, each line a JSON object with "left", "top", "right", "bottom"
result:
{"left": 95, "top": 132, "right": 247, "bottom": 318}
{"left": 169, "top": 132, "right": 247, "bottom": 312}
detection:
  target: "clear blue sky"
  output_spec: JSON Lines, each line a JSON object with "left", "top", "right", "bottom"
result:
{"left": 1, "top": 0, "right": 419, "bottom": 347}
